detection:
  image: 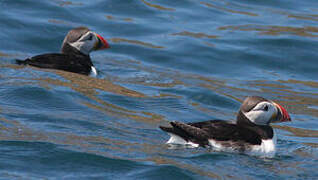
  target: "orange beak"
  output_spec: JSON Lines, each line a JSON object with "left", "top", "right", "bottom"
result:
{"left": 95, "top": 33, "right": 110, "bottom": 50}
{"left": 273, "top": 102, "right": 291, "bottom": 123}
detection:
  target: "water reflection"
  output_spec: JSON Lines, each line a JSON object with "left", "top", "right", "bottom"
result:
{"left": 105, "top": 15, "right": 134, "bottom": 22}
{"left": 200, "top": 2, "right": 258, "bottom": 17}
{"left": 270, "top": 8, "right": 318, "bottom": 22}
{"left": 0, "top": 52, "right": 10, "bottom": 57}
{"left": 48, "top": 19, "right": 72, "bottom": 26}
{"left": 43, "top": 71, "right": 168, "bottom": 124}
{"left": 219, "top": 24, "right": 318, "bottom": 37}
{"left": 140, "top": 156, "right": 221, "bottom": 179}
{"left": 172, "top": 31, "right": 219, "bottom": 39}
{"left": 275, "top": 125, "right": 318, "bottom": 138}
{"left": 140, "top": 0, "right": 175, "bottom": 11}
{"left": 54, "top": 0, "right": 83, "bottom": 7}
{"left": 111, "top": 38, "right": 164, "bottom": 49}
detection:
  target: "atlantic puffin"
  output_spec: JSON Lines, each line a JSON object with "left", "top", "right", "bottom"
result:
{"left": 160, "top": 96, "right": 291, "bottom": 157}
{"left": 16, "top": 27, "right": 110, "bottom": 76}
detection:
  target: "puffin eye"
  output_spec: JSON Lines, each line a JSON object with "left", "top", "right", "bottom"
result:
{"left": 87, "top": 34, "right": 93, "bottom": 40}
{"left": 264, "top": 105, "right": 268, "bottom": 111}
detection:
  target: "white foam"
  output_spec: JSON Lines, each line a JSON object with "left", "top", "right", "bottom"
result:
{"left": 90, "top": 66, "right": 97, "bottom": 77}
{"left": 166, "top": 133, "right": 199, "bottom": 148}
{"left": 208, "top": 139, "right": 236, "bottom": 152}
{"left": 208, "top": 139, "right": 226, "bottom": 150}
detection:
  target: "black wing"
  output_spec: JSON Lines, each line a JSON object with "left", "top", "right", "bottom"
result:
{"left": 160, "top": 120, "right": 262, "bottom": 147}
{"left": 16, "top": 53, "right": 93, "bottom": 75}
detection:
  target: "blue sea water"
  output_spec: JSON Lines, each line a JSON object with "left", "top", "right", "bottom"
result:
{"left": 0, "top": 0, "right": 318, "bottom": 179}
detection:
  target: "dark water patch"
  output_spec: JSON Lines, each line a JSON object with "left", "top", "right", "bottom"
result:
{"left": 0, "top": 86, "right": 81, "bottom": 111}
{"left": 0, "top": 141, "right": 155, "bottom": 179}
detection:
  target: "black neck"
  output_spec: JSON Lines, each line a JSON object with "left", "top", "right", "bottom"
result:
{"left": 61, "top": 43, "right": 87, "bottom": 56}
{"left": 237, "top": 111, "right": 274, "bottom": 139}
{"left": 61, "top": 43, "right": 93, "bottom": 67}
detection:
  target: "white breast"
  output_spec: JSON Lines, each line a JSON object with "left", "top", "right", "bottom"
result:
{"left": 249, "top": 133, "right": 277, "bottom": 158}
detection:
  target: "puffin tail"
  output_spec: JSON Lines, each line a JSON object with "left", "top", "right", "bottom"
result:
{"left": 159, "top": 125, "right": 175, "bottom": 134}
{"left": 160, "top": 122, "right": 188, "bottom": 140}
{"left": 160, "top": 121, "right": 209, "bottom": 146}
{"left": 160, "top": 123, "right": 191, "bottom": 145}
{"left": 15, "top": 59, "right": 28, "bottom": 65}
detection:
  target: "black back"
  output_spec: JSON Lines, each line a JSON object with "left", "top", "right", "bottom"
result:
{"left": 17, "top": 53, "right": 92, "bottom": 75}
{"left": 160, "top": 118, "right": 273, "bottom": 148}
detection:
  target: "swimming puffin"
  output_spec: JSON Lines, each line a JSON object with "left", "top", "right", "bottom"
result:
{"left": 16, "top": 27, "right": 110, "bottom": 76}
{"left": 159, "top": 96, "right": 291, "bottom": 157}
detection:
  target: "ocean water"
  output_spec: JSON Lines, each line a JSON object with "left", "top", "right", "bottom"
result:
{"left": 0, "top": 0, "right": 317, "bottom": 179}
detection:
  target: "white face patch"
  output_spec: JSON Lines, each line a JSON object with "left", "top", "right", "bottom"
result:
{"left": 243, "top": 102, "right": 277, "bottom": 125}
{"left": 69, "top": 31, "right": 98, "bottom": 55}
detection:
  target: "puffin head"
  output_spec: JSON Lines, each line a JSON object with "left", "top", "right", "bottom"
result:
{"left": 238, "top": 96, "right": 291, "bottom": 126}
{"left": 61, "top": 27, "right": 110, "bottom": 55}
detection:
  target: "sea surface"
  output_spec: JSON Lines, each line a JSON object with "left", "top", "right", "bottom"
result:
{"left": 0, "top": 0, "right": 318, "bottom": 179}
